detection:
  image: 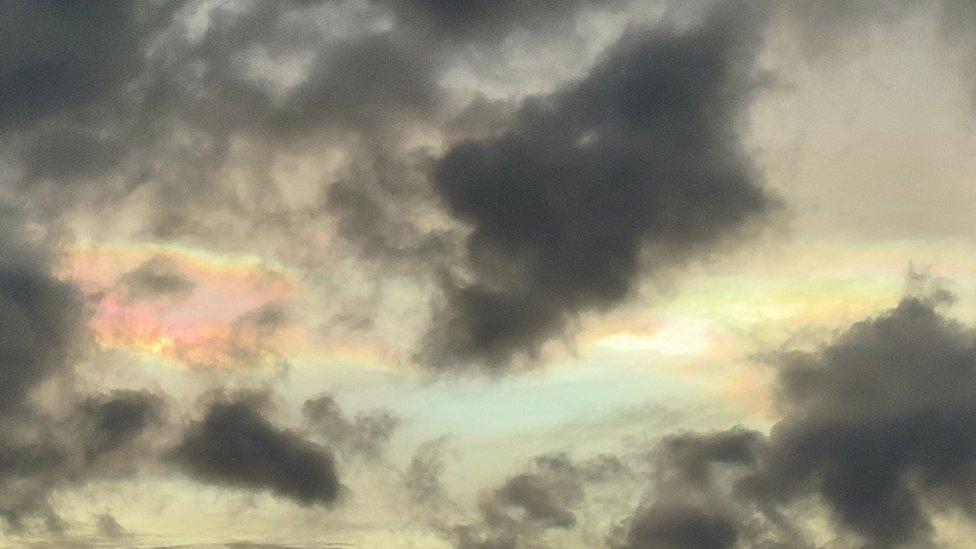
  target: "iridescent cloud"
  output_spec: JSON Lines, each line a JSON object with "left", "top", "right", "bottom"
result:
{"left": 59, "top": 240, "right": 303, "bottom": 369}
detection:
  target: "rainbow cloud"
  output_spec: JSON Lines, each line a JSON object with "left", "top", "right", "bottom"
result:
{"left": 59, "top": 240, "right": 305, "bottom": 369}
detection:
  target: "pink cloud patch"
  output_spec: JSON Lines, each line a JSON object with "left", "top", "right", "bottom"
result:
{"left": 60, "top": 242, "right": 303, "bottom": 368}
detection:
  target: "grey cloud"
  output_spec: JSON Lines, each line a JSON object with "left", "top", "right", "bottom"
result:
{"left": 442, "top": 96, "right": 518, "bottom": 143}
{"left": 323, "top": 143, "right": 459, "bottom": 268}
{"left": 73, "top": 390, "right": 165, "bottom": 466}
{"left": 303, "top": 394, "right": 399, "bottom": 462}
{"left": 616, "top": 288, "right": 976, "bottom": 547}
{"left": 656, "top": 428, "right": 762, "bottom": 488}
{"left": 610, "top": 428, "right": 798, "bottom": 549}
{"left": 124, "top": 1, "right": 450, "bottom": 248}
{"left": 375, "top": 0, "right": 622, "bottom": 44}
{"left": 1, "top": 1, "right": 778, "bottom": 375}
{"left": 0, "top": 390, "right": 164, "bottom": 529}
{"left": 266, "top": 32, "right": 441, "bottom": 136}
{"left": 423, "top": 2, "right": 773, "bottom": 369}
{"left": 0, "top": 220, "right": 86, "bottom": 416}
{"left": 171, "top": 393, "right": 342, "bottom": 507}
{"left": 744, "top": 292, "right": 976, "bottom": 546}
{"left": 95, "top": 512, "right": 125, "bottom": 538}
{"left": 139, "top": 2, "right": 441, "bottom": 140}
{"left": 1, "top": 0, "right": 446, "bottom": 251}
{"left": 118, "top": 255, "right": 196, "bottom": 302}
{"left": 0, "top": 1, "right": 142, "bottom": 129}
{"left": 224, "top": 303, "right": 290, "bottom": 369}
{"left": 450, "top": 452, "right": 630, "bottom": 549}
{"left": 16, "top": 121, "right": 127, "bottom": 183}
{"left": 0, "top": 211, "right": 167, "bottom": 530}
{"left": 404, "top": 436, "right": 452, "bottom": 510}
{"left": 618, "top": 502, "right": 739, "bottom": 549}
{"left": 772, "top": 1, "right": 917, "bottom": 61}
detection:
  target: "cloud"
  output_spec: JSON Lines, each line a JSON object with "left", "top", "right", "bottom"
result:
{"left": 374, "top": 0, "right": 621, "bottom": 43}
{"left": 0, "top": 215, "right": 85, "bottom": 525}
{"left": 303, "top": 394, "right": 400, "bottom": 462}
{"left": 67, "top": 243, "right": 301, "bottom": 370}
{"left": 607, "top": 427, "right": 771, "bottom": 549}
{"left": 655, "top": 428, "right": 763, "bottom": 488}
{"left": 1, "top": 0, "right": 448, "bottom": 248}
{"left": 0, "top": 2, "right": 142, "bottom": 129}
{"left": 616, "top": 502, "right": 739, "bottom": 549}
{"left": 171, "top": 393, "right": 342, "bottom": 507}
{"left": 223, "top": 303, "right": 291, "bottom": 369}
{"left": 0, "top": 390, "right": 164, "bottom": 529}
{"left": 16, "top": 121, "right": 128, "bottom": 182}
{"left": 0, "top": 210, "right": 170, "bottom": 531}
{"left": 95, "top": 512, "right": 125, "bottom": 538}
{"left": 72, "top": 390, "right": 165, "bottom": 465}
{"left": 403, "top": 436, "right": 453, "bottom": 511}
{"left": 118, "top": 255, "right": 196, "bottom": 302}
{"left": 614, "top": 287, "right": 976, "bottom": 547}
{"left": 448, "top": 453, "right": 631, "bottom": 548}
{"left": 746, "top": 291, "right": 976, "bottom": 545}
{"left": 422, "top": 2, "right": 773, "bottom": 369}
{"left": 0, "top": 223, "right": 86, "bottom": 415}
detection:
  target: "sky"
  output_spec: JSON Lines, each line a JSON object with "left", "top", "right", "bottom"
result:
{"left": 0, "top": 1, "right": 975, "bottom": 548}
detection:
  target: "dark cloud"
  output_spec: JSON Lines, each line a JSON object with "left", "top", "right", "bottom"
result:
{"left": 449, "top": 453, "right": 630, "bottom": 549}
{"left": 266, "top": 32, "right": 440, "bottom": 136}
{"left": 656, "top": 428, "right": 762, "bottom": 488}
{"left": 73, "top": 390, "right": 165, "bottom": 465}
{"left": 118, "top": 255, "right": 196, "bottom": 302}
{"left": 171, "top": 393, "right": 342, "bottom": 506}
{"left": 0, "top": 390, "right": 163, "bottom": 529}
{"left": 16, "top": 121, "right": 128, "bottom": 182}
{"left": 95, "top": 512, "right": 125, "bottom": 538}
{"left": 422, "top": 2, "right": 773, "bottom": 369}
{"left": 0, "top": 218, "right": 87, "bottom": 416}
{"left": 224, "top": 303, "right": 290, "bottom": 369}
{"left": 618, "top": 502, "right": 739, "bottom": 549}
{"left": 322, "top": 142, "right": 458, "bottom": 268}
{"left": 607, "top": 425, "right": 781, "bottom": 549}
{"left": 0, "top": 1, "right": 142, "bottom": 129}
{"left": 0, "top": 0, "right": 448, "bottom": 253}
{"left": 746, "top": 291, "right": 976, "bottom": 546}
{"left": 303, "top": 394, "right": 399, "bottom": 462}
{"left": 615, "top": 288, "right": 976, "bottom": 547}
{"left": 375, "top": 0, "right": 621, "bottom": 43}
{"left": 403, "top": 436, "right": 452, "bottom": 510}
{"left": 0, "top": 210, "right": 169, "bottom": 530}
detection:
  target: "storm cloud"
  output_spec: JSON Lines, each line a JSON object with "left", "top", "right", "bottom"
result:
{"left": 423, "top": 2, "right": 773, "bottom": 368}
